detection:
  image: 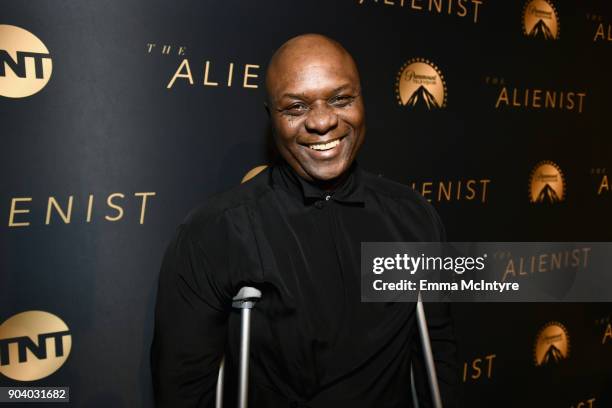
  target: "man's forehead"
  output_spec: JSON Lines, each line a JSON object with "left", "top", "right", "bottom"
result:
{"left": 274, "top": 66, "right": 356, "bottom": 98}
{"left": 266, "top": 35, "right": 359, "bottom": 99}
{"left": 268, "top": 56, "right": 358, "bottom": 99}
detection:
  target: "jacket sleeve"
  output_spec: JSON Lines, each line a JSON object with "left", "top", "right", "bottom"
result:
{"left": 151, "top": 224, "right": 231, "bottom": 408}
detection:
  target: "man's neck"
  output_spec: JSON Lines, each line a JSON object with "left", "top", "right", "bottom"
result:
{"left": 311, "top": 170, "right": 351, "bottom": 192}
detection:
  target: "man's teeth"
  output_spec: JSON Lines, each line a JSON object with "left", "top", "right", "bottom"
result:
{"left": 309, "top": 139, "right": 341, "bottom": 151}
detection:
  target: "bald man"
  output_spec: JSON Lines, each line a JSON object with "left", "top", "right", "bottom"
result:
{"left": 151, "top": 34, "right": 459, "bottom": 408}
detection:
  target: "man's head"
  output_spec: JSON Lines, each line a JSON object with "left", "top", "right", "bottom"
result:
{"left": 265, "top": 34, "right": 365, "bottom": 186}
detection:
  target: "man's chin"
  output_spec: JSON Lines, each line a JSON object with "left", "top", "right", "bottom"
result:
{"left": 303, "top": 161, "right": 350, "bottom": 182}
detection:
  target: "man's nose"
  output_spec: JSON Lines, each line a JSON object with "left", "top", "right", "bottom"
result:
{"left": 304, "top": 103, "right": 338, "bottom": 135}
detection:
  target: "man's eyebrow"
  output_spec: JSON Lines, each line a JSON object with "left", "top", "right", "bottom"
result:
{"left": 329, "top": 84, "right": 353, "bottom": 94}
{"left": 278, "top": 84, "right": 357, "bottom": 101}
{"left": 279, "top": 92, "right": 307, "bottom": 101}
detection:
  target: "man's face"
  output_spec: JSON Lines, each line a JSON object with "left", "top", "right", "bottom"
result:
{"left": 267, "top": 49, "right": 365, "bottom": 183}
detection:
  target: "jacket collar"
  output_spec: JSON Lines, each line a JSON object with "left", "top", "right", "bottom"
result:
{"left": 271, "top": 159, "right": 365, "bottom": 205}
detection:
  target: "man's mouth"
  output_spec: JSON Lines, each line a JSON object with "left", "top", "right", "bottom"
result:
{"left": 309, "top": 139, "right": 340, "bottom": 151}
{"left": 304, "top": 135, "right": 347, "bottom": 151}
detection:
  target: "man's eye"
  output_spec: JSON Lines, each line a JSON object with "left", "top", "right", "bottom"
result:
{"left": 284, "top": 104, "right": 309, "bottom": 116}
{"left": 330, "top": 95, "right": 355, "bottom": 107}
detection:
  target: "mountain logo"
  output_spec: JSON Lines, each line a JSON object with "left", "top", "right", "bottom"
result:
{"left": 528, "top": 161, "right": 565, "bottom": 204}
{"left": 0, "top": 25, "right": 53, "bottom": 98}
{"left": 396, "top": 58, "right": 447, "bottom": 110}
{"left": 523, "top": 0, "right": 559, "bottom": 40}
{"left": 534, "top": 321, "right": 570, "bottom": 366}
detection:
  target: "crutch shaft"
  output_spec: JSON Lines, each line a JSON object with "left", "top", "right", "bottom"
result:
{"left": 238, "top": 306, "right": 252, "bottom": 408}
{"left": 416, "top": 294, "right": 443, "bottom": 408}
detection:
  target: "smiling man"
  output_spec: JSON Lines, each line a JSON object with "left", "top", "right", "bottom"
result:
{"left": 151, "top": 34, "right": 459, "bottom": 407}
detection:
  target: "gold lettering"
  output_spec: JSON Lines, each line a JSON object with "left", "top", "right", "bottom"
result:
{"left": 456, "top": 180, "right": 462, "bottom": 200}
{"left": 438, "top": 181, "right": 452, "bottom": 201}
{"left": 471, "top": 358, "right": 482, "bottom": 379}
{"left": 105, "top": 193, "right": 125, "bottom": 222}
{"left": 484, "top": 354, "right": 495, "bottom": 378}
{"left": 227, "top": 62, "right": 234, "bottom": 87}
{"left": 598, "top": 174, "right": 609, "bottom": 194}
{"left": 582, "top": 247, "right": 591, "bottom": 268}
{"left": 502, "top": 259, "right": 516, "bottom": 281}
{"left": 603, "top": 323, "right": 612, "bottom": 344}
{"left": 495, "top": 87, "right": 509, "bottom": 108}
{"left": 545, "top": 90, "right": 556, "bottom": 108}
{"left": 480, "top": 179, "right": 490, "bottom": 203}
{"left": 576, "top": 92, "right": 586, "bottom": 113}
{"left": 532, "top": 89, "right": 542, "bottom": 108}
{"left": 463, "top": 353, "right": 495, "bottom": 382}
{"left": 243, "top": 64, "right": 260, "bottom": 88}
{"left": 8, "top": 197, "right": 32, "bottom": 227}
{"left": 512, "top": 88, "right": 521, "bottom": 107}
{"left": 146, "top": 43, "right": 156, "bottom": 53}
{"left": 135, "top": 192, "right": 156, "bottom": 224}
{"left": 86, "top": 194, "right": 94, "bottom": 223}
{"left": 178, "top": 46, "right": 186, "bottom": 56}
{"left": 594, "top": 23, "right": 605, "bottom": 41}
{"left": 357, "top": 0, "right": 481, "bottom": 23}
{"left": 457, "top": 0, "right": 467, "bottom": 17}
{"left": 574, "top": 398, "right": 597, "bottom": 408}
{"left": 551, "top": 252, "right": 561, "bottom": 270}
{"left": 161, "top": 45, "right": 171, "bottom": 55}
{"left": 472, "top": 0, "right": 482, "bottom": 23}
{"left": 538, "top": 253, "right": 548, "bottom": 272}
{"left": 566, "top": 92, "right": 576, "bottom": 110}
{"left": 430, "top": 0, "right": 442, "bottom": 13}
{"left": 496, "top": 87, "right": 585, "bottom": 112}
{"left": 204, "top": 61, "right": 219, "bottom": 86}
{"left": 421, "top": 182, "right": 432, "bottom": 201}
{"left": 465, "top": 181, "right": 476, "bottom": 200}
{"left": 518, "top": 257, "right": 528, "bottom": 275}
{"left": 46, "top": 196, "right": 73, "bottom": 225}
{"left": 571, "top": 248, "right": 580, "bottom": 267}
{"left": 167, "top": 59, "right": 194, "bottom": 89}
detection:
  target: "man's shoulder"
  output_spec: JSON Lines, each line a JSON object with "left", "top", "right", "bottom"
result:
{"left": 360, "top": 168, "right": 427, "bottom": 204}
{"left": 360, "top": 168, "right": 445, "bottom": 239}
{"left": 183, "top": 167, "right": 272, "bottom": 229}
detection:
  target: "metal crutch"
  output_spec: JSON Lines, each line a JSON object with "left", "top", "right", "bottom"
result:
{"left": 415, "top": 291, "right": 443, "bottom": 408}
{"left": 216, "top": 288, "right": 440, "bottom": 408}
{"left": 216, "top": 286, "right": 262, "bottom": 408}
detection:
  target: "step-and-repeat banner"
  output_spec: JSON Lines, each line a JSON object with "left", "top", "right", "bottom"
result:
{"left": 1, "top": 1, "right": 611, "bottom": 406}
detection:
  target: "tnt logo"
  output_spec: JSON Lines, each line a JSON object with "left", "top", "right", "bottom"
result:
{"left": 0, "top": 25, "right": 52, "bottom": 98}
{"left": 0, "top": 311, "right": 71, "bottom": 381}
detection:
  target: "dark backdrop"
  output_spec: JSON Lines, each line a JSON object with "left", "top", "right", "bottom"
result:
{"left": 1, "top": 1, "right": 611, "bottom": 407}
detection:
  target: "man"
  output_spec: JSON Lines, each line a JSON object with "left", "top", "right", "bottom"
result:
{"left": 151, "top": 34, "right": 459, "bottom": 407}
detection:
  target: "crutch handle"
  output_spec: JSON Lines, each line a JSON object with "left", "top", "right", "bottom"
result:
{"left": 232, "top": 287, "right": 262, "bottom": 308}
